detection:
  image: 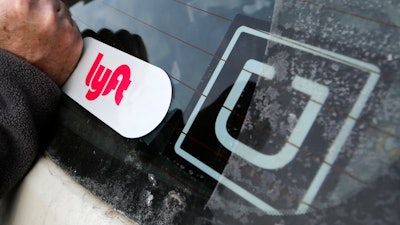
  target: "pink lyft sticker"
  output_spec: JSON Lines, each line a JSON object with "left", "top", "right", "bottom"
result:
{"left": 63, "top": 37, "right": 172, "bottom": 138}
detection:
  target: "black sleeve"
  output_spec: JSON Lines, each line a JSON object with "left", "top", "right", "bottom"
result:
{"left": 0, "top": 49, "right": 61, "bottom": 198}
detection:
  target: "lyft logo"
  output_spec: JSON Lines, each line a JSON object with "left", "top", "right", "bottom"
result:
{"left": 85, "top": 53, "right": 132, "bottom": 105}
{"left": 63, "top": 37, "right": 172, "bottom": 138}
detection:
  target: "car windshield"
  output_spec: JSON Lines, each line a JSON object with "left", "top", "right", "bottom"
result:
{"left": 48, "top": 0, "right": 400, "bottom": 224}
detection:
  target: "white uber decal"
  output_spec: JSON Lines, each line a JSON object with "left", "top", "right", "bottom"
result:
{"left": 215, "top": 59, "right": 329, "bottom": 170}
{"left": 63, "top": 37, "right": 172, "bottom": 138}
{"left": 174, "top": 25, "right": 380, "bottom": 215}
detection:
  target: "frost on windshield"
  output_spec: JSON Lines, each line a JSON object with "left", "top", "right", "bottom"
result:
{"left": 204, "top": 0, "right": 399, "bottom": 224}
{"left": 53, "top": 153, "right": 189, "bottom": 225}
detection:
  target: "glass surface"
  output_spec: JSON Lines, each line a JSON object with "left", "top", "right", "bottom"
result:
{"left": 48, "top": 0, "right": 399, "bottom": 224}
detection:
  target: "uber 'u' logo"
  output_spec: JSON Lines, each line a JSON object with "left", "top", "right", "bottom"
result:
{"left": 175, "top": 16, "right": 380, "bottom": 215}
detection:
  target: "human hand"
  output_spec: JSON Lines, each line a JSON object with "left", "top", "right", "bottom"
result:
{"left": 0, "top": 0, "right": 83, "bottom": 85}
